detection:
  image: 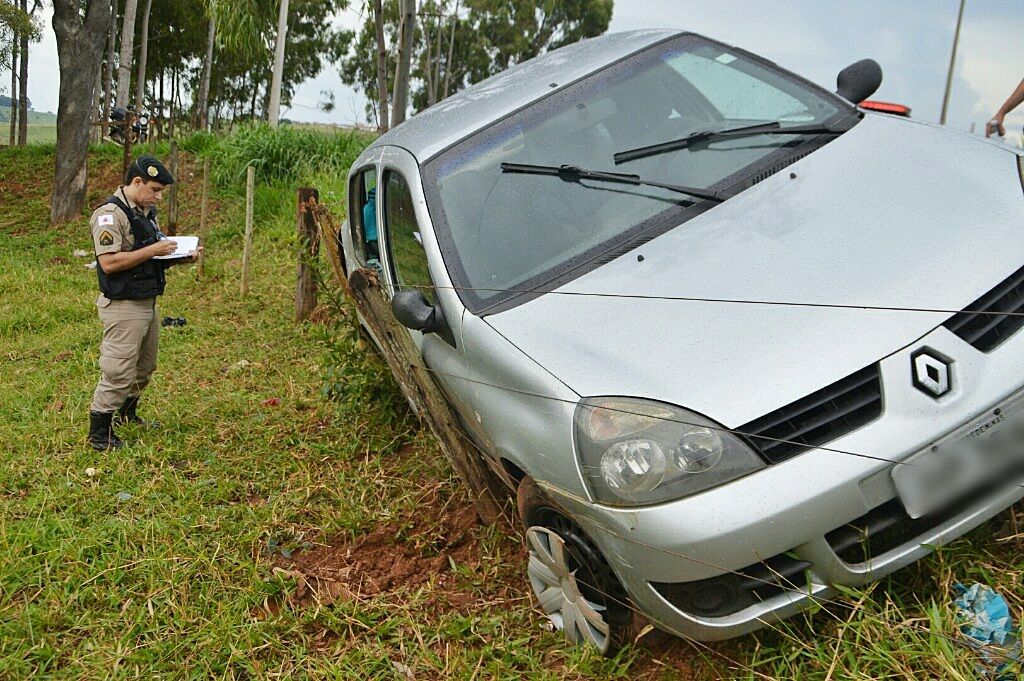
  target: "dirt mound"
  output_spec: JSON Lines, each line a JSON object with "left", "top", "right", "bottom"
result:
{"left": 273, "top": 498, "right": 520, "bottom": 610}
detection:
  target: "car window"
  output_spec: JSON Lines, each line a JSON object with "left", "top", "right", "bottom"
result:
{"left": 383, "top": 170, "right": 435, "bottom": 305}
{"left": 422, "top": 33, "right": 852, "bottom": 313}
{"left": 667, "top": 51, "right": 815, "bottom": 122}
{"left": 349, "top": 167, "right": 379, "bottom": 264}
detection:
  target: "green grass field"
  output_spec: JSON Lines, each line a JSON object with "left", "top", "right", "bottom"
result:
{"left": 0, "top": 107, "right": 58, "bottom": 145}
{"left": 0, "top": 136, "right": 1021, "bottom": 679}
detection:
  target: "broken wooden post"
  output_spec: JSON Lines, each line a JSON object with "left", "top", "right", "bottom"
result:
{"left": 197, "top": 158, "right": 210, "bottom": 280}
{"left": 347, "top": 267, "right": 510, "bottom": 524}
{"left": 166, "top": 140, "right": 179, "bottom": 236}
{"left": 240, "top": 165, "right": 255, "bottom": 296}
{"left": 295, "top": 188, "right": 320, "bottom": 321}
{"left": 311, "top": 201, "right": 347, "bottom": 288}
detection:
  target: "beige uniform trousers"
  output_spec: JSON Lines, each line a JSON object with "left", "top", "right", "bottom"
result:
{"left": 90, "top": 297, "right": 160, "bottom": 413}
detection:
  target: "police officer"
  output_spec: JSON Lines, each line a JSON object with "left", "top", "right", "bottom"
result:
{"left": 86, "top": 156, "right": 201, "bottom": 450}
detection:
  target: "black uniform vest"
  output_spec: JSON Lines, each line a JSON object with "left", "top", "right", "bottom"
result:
{"left": 96, "top": 195, "right": 167, "bottom": 300}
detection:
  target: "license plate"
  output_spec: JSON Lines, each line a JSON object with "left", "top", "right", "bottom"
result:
{"left": 893, "top": 399, "right": 1024, "bottom": 519}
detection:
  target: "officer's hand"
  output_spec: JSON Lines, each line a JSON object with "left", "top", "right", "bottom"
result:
{"left": 185, "top": 246, "right": 204, "bottom": 262}
{"left": 149, "top": 240, "right": 178, "bottom": 257}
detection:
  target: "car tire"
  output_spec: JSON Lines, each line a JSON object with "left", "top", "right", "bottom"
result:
{"left": 517, "top": 476, "right": 640, "bottom": 655}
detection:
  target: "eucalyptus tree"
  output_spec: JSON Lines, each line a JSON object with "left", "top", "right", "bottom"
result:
{"left": 113, "top": 0, "right": 137, "bottom": 108}
{"left": 337, "top": 0, "right": 611, "bottom": 123}
{"left": 51, "top": 0, "right": 112, "bottom": 224}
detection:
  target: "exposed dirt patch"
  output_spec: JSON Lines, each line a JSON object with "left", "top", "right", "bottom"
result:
{"left": 273, "top": 499, "right": 511, "bottom": 609}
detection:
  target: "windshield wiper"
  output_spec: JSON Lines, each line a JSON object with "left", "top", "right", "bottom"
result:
{"left": 613, "top": 121, "right": 843, "bottom": 165}
{"left": 499, "top": 162, "right": 726, "bottom": 203}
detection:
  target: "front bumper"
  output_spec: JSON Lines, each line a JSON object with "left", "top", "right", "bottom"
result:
{"left": 546, "top": 325, "right": 1024, "bottom": 641}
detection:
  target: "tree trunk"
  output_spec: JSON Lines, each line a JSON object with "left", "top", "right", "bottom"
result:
{"left": 133, "top": 0, "right": 152, "bottom": 111}
{"left": 17, "top": 0, "right": 28, "bottom": 145}
{"left": 194, "top": 14, "right": 215, "bottom": 130}
{"left": 373, "top": 0, "right": 388, "bottom": 132}
{"left": 114, "top": 0, "right": 138, "bottom": 109}
{"left": 391, "top": 0, "right": 416, "bottom": 128}
{"left": 51, "top": 0, "right": 112, "bottom": 225}
{"left": 90, "top": 59, "right": 103, "bottom": 143}
{"left": 442, "top": 1, "right": 458, "bottom": 99}
{"left": 267, "top": 0, "right": 289, "bottom": 127}
{"left": 102, "top": 0, "right": 115, "bottom": 132}
{"left": 8, "top": 22, "right": 16, "bottom": 146}
{"left": 168, "top": 66, "right": 176, "bottom": 137}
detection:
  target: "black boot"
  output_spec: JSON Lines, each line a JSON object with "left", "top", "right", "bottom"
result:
{"left": 116, "top": 395, "right": 159, "bottom": 428}
{"left": 88, "top": 411, "right": 124, "bottom": 451}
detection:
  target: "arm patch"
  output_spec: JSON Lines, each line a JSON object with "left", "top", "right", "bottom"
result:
{"left": 98, "top": 230, "right": 114, "bottom": 246}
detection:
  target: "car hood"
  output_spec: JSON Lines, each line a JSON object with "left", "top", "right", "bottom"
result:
{"left": 484, "top": 113, "right": 1024, "bottom": 427}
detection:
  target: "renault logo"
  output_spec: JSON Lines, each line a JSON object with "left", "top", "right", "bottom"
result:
{"left": 911, "top": 348, "right": 953, "bottom": 398}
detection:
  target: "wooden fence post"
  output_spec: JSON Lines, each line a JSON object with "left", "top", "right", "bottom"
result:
{"left": 295, "top": 188, "right": 320, "bottom": 321}
{"left": 240, "top": 165, "right": 255, "bottom": 296}
{"left": 197, "top": 158, "right": 210, "bottom": 280}
{"left": 347, "top": 268, "right": 510, "bottom": 525}
{"left": 166, "top": 140, "right": 179, "bottom": 236}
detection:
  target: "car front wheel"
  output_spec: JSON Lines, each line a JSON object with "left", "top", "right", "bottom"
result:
{"left": 518, "top": 476, "right": 638, "bottom": 654}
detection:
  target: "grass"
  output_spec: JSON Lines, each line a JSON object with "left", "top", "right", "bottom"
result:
{"left": 0, "top": 130, "right": 1022, "bottom": 679}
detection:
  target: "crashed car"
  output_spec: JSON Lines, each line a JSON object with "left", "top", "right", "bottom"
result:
{"left": 341, "top": 29, "right": 1024, "bottom": 651}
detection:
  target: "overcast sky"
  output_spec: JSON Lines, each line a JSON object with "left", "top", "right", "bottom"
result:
{"left": 7, "top": 0, "right": 1024, "bottom": 137}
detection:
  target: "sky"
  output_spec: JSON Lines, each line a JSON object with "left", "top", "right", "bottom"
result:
{"left": 6, "top": 0, "right": 1024, "bottom": 137}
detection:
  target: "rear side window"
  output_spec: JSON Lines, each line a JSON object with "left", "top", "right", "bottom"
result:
{"left": 348, "top": 167, "right": 379, "bottom": 263}
{"left": 383, "top": 170, "right": 435, "bottom": 304}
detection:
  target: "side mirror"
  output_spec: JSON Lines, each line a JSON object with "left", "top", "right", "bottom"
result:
{"left": 392, "top": 290, "right": 438, "bottom": 333}
{"left": 391, "top": 289, "right": 457, "bottom": 347}
{"left": 836, "top": 59, "right": 883, "bottom": 104}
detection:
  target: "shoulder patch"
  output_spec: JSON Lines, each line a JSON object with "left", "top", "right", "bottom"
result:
{"left": 99, "top": 214, "right": 115, "bottom": 226}
{"left": 98, "top": 230, "right": 114, "bottom": 246}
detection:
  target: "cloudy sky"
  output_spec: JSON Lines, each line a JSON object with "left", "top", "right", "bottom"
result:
{"left": 9, "top": 0, "right": 1024, "bottom": 136}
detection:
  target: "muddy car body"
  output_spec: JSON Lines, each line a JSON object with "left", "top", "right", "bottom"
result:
{"left": 341, "top": 30, "right": 1024, "bottom": 650}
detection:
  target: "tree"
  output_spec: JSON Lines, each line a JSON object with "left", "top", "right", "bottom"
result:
{"left": 390, "top": 0, "right": 414, "bottom": 127}
{"left": 134, "top": 0, "right": 153, "bottom": 111}
{"left": 51, "top": 0, "right": 112, "bottom": 224}
{"left": 337, "top": 0, "right": 611, "bottom": 124}
{"left": 373, "top": 0, "right": 387, "bottom": 131}
{"left": 114, "top": 0, "right": 137, "bottom": 108}
{"left": 267, "top": 0, "right": 289, "bottom": 126}
{"left": 2, "top": 0, "right": 39, "bottom": 145}
{"left": 193, "top": 12, "right": 215, "bottom": 129}
{"left": 16, "top": 0, "right": 27, "bottom": 144}
{"left": 101, "top": 0, "right": 115, "bottom": 130}
{"left": 7, "top": 5, "right": 15, "bottom": 145}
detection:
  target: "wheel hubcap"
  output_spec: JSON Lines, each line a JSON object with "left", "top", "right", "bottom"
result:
{"left": 526, "top": 526, "right": 611, "bottom": 652}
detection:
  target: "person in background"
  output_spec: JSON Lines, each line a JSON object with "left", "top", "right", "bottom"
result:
{"left": 986, "top": 77, "right": 1024, "bottom": 137}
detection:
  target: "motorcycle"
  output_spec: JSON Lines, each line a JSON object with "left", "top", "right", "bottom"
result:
{"left": 109, "top": 106, "right": 150, "bottom": 145}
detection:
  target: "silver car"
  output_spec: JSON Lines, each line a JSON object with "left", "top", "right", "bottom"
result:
{"left": 341, "top": 30, "right": 1024, "bottom": 651}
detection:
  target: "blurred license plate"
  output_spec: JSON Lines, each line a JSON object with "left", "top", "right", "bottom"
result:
{"left": 893, "top": 402, "right": 1024, "bottom": 519}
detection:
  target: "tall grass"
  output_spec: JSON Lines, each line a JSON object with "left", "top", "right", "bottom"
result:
{"left": 204, "top": 124, "right": 375, "bottom": 188}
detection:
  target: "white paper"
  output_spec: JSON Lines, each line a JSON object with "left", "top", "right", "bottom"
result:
{"left": 153, "top": 235, "right": 200, "bottom": 260}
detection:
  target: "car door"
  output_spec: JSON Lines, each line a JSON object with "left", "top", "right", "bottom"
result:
{"left": 376, "top": 147, "right": 471, "bottom": 417}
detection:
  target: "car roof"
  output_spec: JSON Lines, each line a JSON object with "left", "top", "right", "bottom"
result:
{"left": 367, "top": 29, "right": 681, "bottom": 163}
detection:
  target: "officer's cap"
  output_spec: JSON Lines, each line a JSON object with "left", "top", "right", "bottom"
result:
{"left": 132, "top": 156, "right": 175, "bottom": 185}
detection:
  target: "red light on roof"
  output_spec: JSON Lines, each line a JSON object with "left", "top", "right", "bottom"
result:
{"left": 860, "top": 100, "right": 912, "bottom": 117}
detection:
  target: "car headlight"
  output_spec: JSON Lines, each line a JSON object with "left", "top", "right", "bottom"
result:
{"left": 575, "top": 397, "right": 766, "bottom": 506}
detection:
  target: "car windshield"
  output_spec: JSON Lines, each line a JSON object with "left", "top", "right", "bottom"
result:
{"left": 422, "top": 34, "right": 853, "bottom": 313}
